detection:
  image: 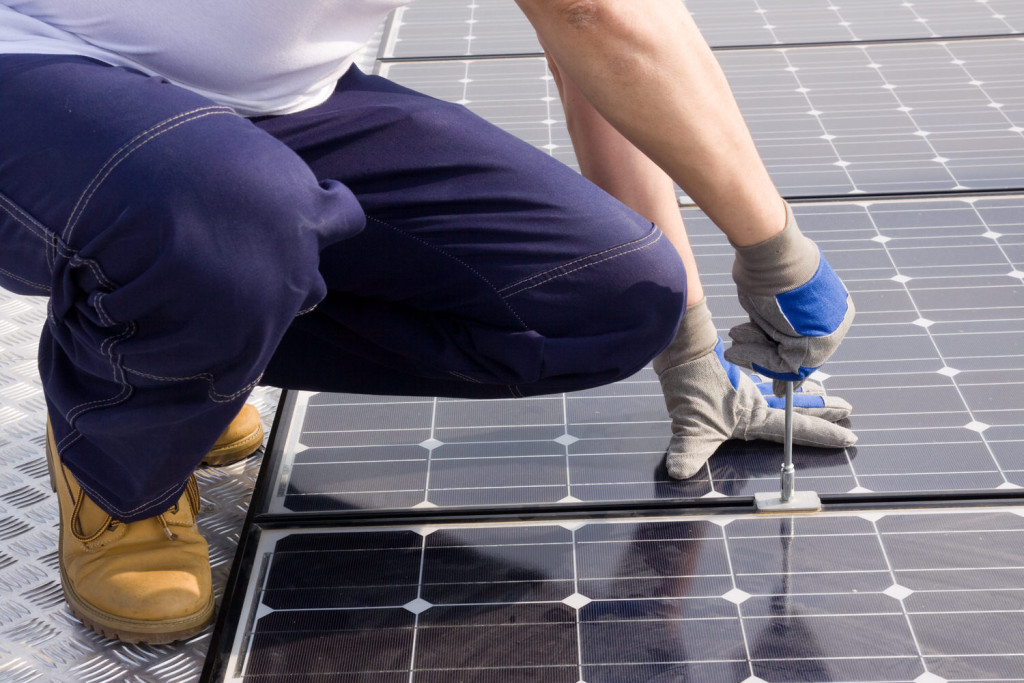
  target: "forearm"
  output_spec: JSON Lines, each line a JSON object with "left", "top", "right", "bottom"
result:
{"left": 517, "top": 0, "right": 785, "bottom": 246}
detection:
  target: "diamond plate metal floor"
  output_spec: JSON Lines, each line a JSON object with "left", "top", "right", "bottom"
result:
{"left": 0, "top": 289, "right": 282, "bottom": 683}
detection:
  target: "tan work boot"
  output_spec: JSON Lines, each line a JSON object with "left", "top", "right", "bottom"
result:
{"left": 46, "top": 421, "right": 214, "bottom": 644}
{"left": 201, "top": 403, "right": 264, "bottom": 467}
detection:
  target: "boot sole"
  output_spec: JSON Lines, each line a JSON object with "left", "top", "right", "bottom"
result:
{"left": 59, "top": 562, "right": 215, "bottom": 644}
{"left": 46, "top": 422, "right": 215, "bottom": 644}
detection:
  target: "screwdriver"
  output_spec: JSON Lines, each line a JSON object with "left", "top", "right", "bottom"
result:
{"left": 781, "top": 380, "right": 795, "bottom": 503}
{"left": 754, "top": 379, "right": 821, "bottom": 512}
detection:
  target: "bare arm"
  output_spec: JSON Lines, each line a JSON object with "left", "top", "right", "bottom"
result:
{"left": 545, "top": 53, "right": 704, "bottom": 307}
{"left": 516, "top": 0, "right": 785, "bottom": 246}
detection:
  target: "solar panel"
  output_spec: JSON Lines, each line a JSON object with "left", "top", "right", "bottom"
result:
{"left": 219, "top": 509, "right": 1024, "bottom": 682}
{"left": 385, "top": 0, "right": 1024, "bottom": 59}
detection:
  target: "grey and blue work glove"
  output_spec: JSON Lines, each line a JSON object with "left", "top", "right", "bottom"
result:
{"left": 654, "top": 298, "right": 856, "bottom": 479}
{"left": 725, "top": 202, "right": 854, "bottom": 396}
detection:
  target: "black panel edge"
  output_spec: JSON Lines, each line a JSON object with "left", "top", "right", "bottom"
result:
{"left": 251, "top": 497, "right": 750, "bottom": 529}
{"left": 822, "top": 489, "right": 1024, "bottom": 511}
{"left": 678, "top": 188, "right": 1024, "bottom": 211}
{"left": 372, "top": 6, "right": 402, "bottom": 76}
{"left": 201, "top": 390, "right": 297, "bottom": 683}
{"left": 377, "top": 30, "right": 1024, "bottom": 63}
{"left": 709, "top": 30, "right": 1024, "bottom": 52}
{"left": 248, "top": 487, "right": 1024, "bottom": 530}
{"left": 783, "top": 187, "right": 1024, "bottom": 205}
{"left": 380, "top": 51, "right": 546, "bottom": 63}
{"left": 246, "top": 389, "right": 301, "bottom": 518}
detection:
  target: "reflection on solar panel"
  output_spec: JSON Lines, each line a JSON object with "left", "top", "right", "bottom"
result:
{"left": 202, "top": 0, "right": 1024, "bottom": 680}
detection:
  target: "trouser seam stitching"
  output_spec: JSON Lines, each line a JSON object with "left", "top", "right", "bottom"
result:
{"left": 63, "top": 106, "right": 237, "bottom": 243}
{"left": 90, "top": 292, "right": 116, "bottom": 327}
{"left": 122, "top": 366, "right": 263, "bottom": 404}
{"left": 498, "top": 224, "right": 662, "bottom": 298}
{"left": 69, "top": 255, "right": 118, "bottom": 291}
{"left": 0, "top": 266, "right": 48, "bottom": 292}
{"left": 52, "top": 254, "right": 136, "bottom": 424}
{"left": 448, "top": 371, "right": 482, "bottom": 384}
{"left": 63, "top": 320, "right": 136, "bottom": 425}
{"left": 503, "top": 233, "right": 662, "bottom": 299}
{"left": 0, "top": 191, "right": 56, "bottom": 244}
{"left": 0, "top": 190, "right": 74, "bottom": 278}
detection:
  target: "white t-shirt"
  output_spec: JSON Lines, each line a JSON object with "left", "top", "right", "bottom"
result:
{"left": 0, "top": 1, "right": 411, "bottom": 115}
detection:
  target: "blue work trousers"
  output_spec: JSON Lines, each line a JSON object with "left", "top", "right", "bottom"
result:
{"left": 0, "top": 55, "right": 686, "bottom": 521}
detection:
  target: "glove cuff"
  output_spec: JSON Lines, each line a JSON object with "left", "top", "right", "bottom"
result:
{"left": 731, "top": 201, "right": 820, "bottom": 295}
{"left": 652, "top": 298, "right": 718, "bottom": 375}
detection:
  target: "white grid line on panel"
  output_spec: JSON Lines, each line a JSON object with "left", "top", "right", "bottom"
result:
{"left": 750, "top": 0, "right": 784, "bottom": 45}
{"left": 717, "top": 523, "right": 758, "bottom": 680}
{"left": 778, "top": 48, "right": 862, "bottom": 192}
{"left": 406, "top": 530, "right": 431, "bottom": 683}
{"left": 863, "top": 206, "right": 1012, "bottom": 485}
{"left": 421, "top": 397, "right": 439, "bottom": 507}
{"left": 869, "top": 518, "right": 931, "bottom": 679}
{"left": 560, "top": 393, "right": 573, "bottom": 501}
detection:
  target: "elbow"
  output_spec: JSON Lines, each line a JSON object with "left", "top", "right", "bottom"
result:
{"left": 558, "top": 0, "right": 601, "bottom": 29}
{"left": 517, "top": 0, "right": 604, "bottom": 31}
{"left": 520, "top": 0, "right": 650, "bottom": 80}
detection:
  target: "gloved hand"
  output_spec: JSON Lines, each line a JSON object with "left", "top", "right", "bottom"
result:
{"left": 724, "top": 201, "right": 854, "bottom": 396}
{"left": 654, "top": 298, "right": 856, "bottom": 479}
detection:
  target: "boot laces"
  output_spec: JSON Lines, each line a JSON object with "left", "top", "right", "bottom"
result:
{"left": 70, "top": 475, "right": 201, "bottom": 544}
{"left": 157, "top": 514, "right": 179, "bottom": 542}
{"left": 70, "top": 492, "right": 115, "bottom": 543}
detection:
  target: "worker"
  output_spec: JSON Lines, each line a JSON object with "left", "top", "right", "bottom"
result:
{"left": 0, "top": 0, "right": 854, "bottom": 643}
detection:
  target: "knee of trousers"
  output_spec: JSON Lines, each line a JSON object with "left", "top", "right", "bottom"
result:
{"left": 48, "top": 116, "right": 366, "bottom": 390}
{"left": 517, "top": 227, "right": 688, "bottom": 393}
